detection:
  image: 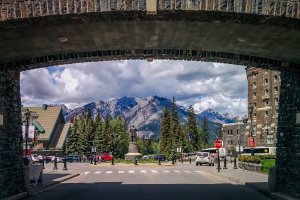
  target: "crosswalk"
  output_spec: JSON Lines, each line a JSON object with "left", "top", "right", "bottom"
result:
{"left": 81, "top": 170, "right": 207, "bottom": 175}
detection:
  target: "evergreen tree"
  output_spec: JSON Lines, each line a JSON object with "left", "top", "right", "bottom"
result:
{"left": 159, "top": 106, "right": 170, "bottom": 156}
{"left": 186, "top": 105, "right": 199, "bottom": 151}
{"left": 94, "top": 111, "right": 105, "bottom": 154}
{"left": 67, "top": 117, "right": 80, "bottom": 155}
{"left": 108, "top": 117, "right": 129, "bottom": 158}
{"left": 199, "top": 116, "right": 210, "bottom": 149}
{"left": 169, "top": 97, "right": 180, "bottom": 159}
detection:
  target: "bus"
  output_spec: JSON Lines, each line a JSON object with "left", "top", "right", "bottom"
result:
{"left": 201, "top": 148, "right": 226, "bottom": 158}
{"left": 242, "top": 146, "right": 276, "bottom": 156}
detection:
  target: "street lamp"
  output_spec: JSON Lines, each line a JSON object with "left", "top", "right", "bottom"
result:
{"left": 24, "top": 108, "right": 31, "bottom": 157}
{"left": 248, "top": 103, "right": 254, "bottom": 137}
{"left": 248, "top": 103, "right": 255, "bottom": 150}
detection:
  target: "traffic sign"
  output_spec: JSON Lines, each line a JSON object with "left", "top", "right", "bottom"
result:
{"left": 214, "top": 140, "right": 222, "bottom": 148}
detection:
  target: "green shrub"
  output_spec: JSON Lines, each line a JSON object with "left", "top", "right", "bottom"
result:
{"left": 261, "top": 159, "right": 275, "bottom": 174}
{"left": 238, "top": 155, "right": 276, "bottom": 164}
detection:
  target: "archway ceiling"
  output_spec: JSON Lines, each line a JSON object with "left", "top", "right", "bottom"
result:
{"left": 1, "top": 12, "right": 300, "bottom": 69}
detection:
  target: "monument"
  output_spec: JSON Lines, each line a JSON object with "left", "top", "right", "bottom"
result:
{"left": 125, "top": 126, "right": 142, "bottom": 160}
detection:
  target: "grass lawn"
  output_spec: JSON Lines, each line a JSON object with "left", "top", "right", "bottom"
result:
{"left": 261, "top": 159, "right": 275, "bottom": 174}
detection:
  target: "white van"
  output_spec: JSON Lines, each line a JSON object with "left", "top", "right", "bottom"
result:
{"left": 195, "top": 152, "right": 214, "bottom": 166}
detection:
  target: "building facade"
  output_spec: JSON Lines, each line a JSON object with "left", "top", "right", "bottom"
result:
{"left": 22, "top": 104, "right": 71, "bottom": 156}
{"left": 246, "top": 67, "right": 281, "bottom": 147}
{"left": 221, "top": 122, "right": 246, "bottom": 155}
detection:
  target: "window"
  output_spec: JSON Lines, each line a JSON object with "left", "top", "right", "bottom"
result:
{"left": 265, "top": 100, "right": 269, "bottom": 106}
{"left": 231, "top": 130, "right": 233, "bottom": 135}
{"left": 274, "top": 98, "right": 279, "bottom": 105}
{"left": 254, "top": 113, "right": 257, "bottom": 118}
{"left": 274, "top": 86, "right": 279, "bottom": 92}
{"left": 253, "top": 81, "right": 256, "bottom": 88}
{"left": 253, "top": 103, "right": 257, "bottom": 108}
{"left": 265, "top": 78, "right": 269, "bottom": 85}
{"left": 253, "top": 92, "right": 256, "bottom": 97}
{"left": 265, "top": 89, "right": 269, "bottom": 94}
{"left": 267, "top": 138, "right": 274, "bottom": 145}
{"left": 274, "top": 75, "right": 278, "bottom": 81}
{"left": 227, "top": 130, "right": 230, "bottom": 135}
{"left": 265, "top": 111, "right": 269, "bottom": 117}
{"left": 237, "top": 129, "right": 239, "bottom": 135}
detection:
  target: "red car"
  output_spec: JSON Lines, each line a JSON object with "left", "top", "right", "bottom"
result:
{"left": 99, "top": 153, "right": 113, "bottom": 161}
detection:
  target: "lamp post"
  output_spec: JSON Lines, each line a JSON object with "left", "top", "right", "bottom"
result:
{"left": 24, "top": 108, "right": 31, "bottom": 158}
{"left": 248, "top": 103, "right": 256, "bottom": 148}
{"left": 248, "top": 103, "right": 254, "bottom": 137}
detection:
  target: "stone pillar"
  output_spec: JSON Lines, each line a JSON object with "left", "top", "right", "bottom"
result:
{"left": 0, "top": 68, "right": 24, "bottom": 199}
{"left": 276, "top": 70, "right": 300, "bottom": 198}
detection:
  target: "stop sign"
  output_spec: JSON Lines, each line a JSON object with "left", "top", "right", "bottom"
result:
{"left": 214, "top": 140, "right": 222, "bottom": 148}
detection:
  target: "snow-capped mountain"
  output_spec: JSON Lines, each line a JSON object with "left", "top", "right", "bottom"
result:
{"left": 198, "top": 108, "right": 236, "bottom": 124}
{"left": 62, "top": 96, "right": 237, "bottom": 142}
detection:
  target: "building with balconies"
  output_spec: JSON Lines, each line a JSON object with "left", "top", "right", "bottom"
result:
{"left": 246, "top": 67, "right": 280, "bottom": 147}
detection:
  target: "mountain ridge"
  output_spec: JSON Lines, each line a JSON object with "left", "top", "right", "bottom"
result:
{"left": 61, "top": 96, "right": 238, "bottom": 142}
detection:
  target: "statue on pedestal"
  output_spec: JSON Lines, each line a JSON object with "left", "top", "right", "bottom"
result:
{"left": 125, "top": 125, "right": 142, "bottom": 160}
{"left": 130, "top": 126, "right": 137, "bottom": 142}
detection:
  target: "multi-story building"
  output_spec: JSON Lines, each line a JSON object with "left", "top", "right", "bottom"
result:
{"left": 246, "top": 67, "right": 281, "bottom": 147}
{"left": 221, "top": 120, "right": 246, "bottom": 155}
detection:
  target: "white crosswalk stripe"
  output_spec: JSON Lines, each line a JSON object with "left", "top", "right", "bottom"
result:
{"left": 81, "top": 169, "right": 202, "bottom": 175}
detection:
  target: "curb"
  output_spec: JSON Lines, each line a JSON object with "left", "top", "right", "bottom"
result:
{"left": 29, "top": 173, "right": 80, "bottom": 196}
{"left": 2, "top": 192, "right": 27, "bottom": 200}
{"left": 269, "top": 192, "right": 300, "bottom": 200}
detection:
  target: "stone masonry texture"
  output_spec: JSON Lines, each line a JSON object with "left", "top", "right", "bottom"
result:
{"left": 277, "top": 70, "right": 300, "bottom": 198}
{"left": 0, "top": 69, "right": 24, "bottom": 199}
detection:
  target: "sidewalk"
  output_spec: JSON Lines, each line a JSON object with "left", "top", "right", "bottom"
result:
{"left": 29, "top": 162, "right": 81, "bottom": 196}
{"left": 207, "top": 163, "right": 298, "bottom": 200}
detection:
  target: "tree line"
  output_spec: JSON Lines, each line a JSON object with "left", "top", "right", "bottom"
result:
{"left": 67, "top": 110, "right": 129, "bottom": 158}
{"left": 159, "top": 97, "right": 210, "bottom": 159}
{"left": 66, "top": 97, "right": 211, "bottom": 159}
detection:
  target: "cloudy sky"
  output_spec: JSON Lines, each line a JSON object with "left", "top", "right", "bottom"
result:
{"left": 20, "top": 60, "right": 248, "bottom": 116}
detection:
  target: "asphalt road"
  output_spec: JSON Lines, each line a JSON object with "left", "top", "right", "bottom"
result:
{"left": 27, "top": 164, "right": 271, "bottom": 200}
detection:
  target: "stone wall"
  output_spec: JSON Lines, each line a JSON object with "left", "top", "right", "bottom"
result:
{"left": 0, "top": 69, "right": 24, "bottom": 199}
{"left": 277, "top": 70, "right": 300, "bottom": 198}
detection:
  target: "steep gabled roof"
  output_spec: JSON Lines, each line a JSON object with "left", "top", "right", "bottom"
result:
{"left": 28, "top": 106, "right": 63, "bottom": 141}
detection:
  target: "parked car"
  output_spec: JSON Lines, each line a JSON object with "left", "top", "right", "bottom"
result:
{"left": 153, "top": 154, "right": 166, "bottom": 161}
{"left": 51, "top": 156, "right": 63, "bottom": 163}
{"left": 66, "top": 155, "right": 80, "bottom": 163}
{"left": 142, "top": 155, "right": 149, "bottom": 159}
{"left": 195, "top": 152, "right": 214, "bottom": 166}
{"left": 99, "top": 153, "right": 113, "bottom": 161}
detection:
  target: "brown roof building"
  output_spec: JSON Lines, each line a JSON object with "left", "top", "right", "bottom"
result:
{"left": 23, "top": 104, "right": 71, "bottom": 155}
{"left": 246, "top": 67, "right": 280, "bottom": 147}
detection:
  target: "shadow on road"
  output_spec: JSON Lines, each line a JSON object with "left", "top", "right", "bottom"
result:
{"left": 27, "top": 182, "right": 271, "bottom": 200}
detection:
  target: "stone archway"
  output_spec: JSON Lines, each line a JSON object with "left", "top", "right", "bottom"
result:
{"left": 1, "top": 0, "right": 300, "bottom": 198}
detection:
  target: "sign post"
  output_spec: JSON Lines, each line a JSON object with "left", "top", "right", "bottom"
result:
{"left": 214, "top": 140, "right": 222, "bottom": 172}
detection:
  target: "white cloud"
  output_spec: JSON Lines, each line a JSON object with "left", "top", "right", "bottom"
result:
{"left": 20, "top": 60, "right": 247, "bottom": 116}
